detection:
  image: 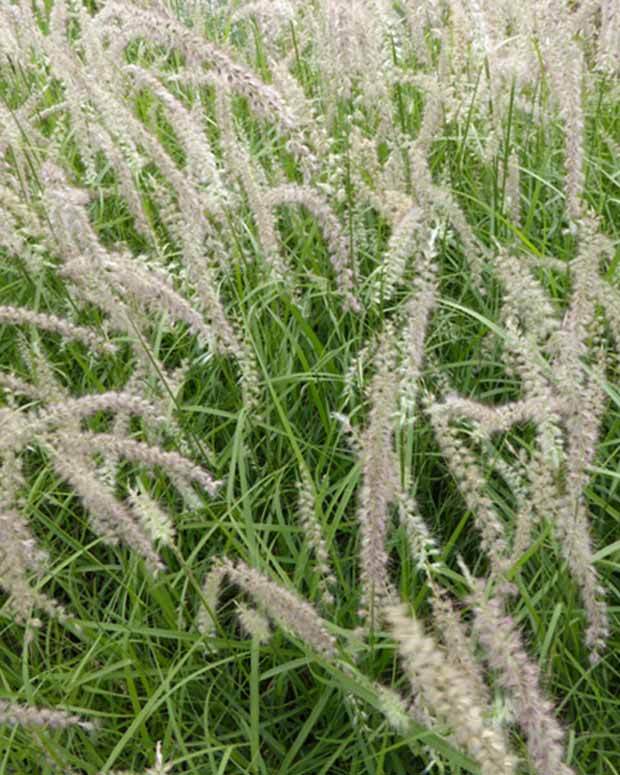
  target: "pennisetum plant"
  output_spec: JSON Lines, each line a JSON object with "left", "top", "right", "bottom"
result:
{"left": 0, "top": 0, "right": 618, "bottom": 772}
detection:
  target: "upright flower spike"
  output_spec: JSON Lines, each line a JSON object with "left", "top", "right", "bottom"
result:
{"left": 356, "top": 322, "right": 401, "bottom": 625}
{"left": 297, "top": 467, "right": 336, "bottom": 607}
{"left": 196, "top": 560, "right": 228, "bottom": 639}
{"left": 396, "top": 220, "right": 440, "bottom": 419}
